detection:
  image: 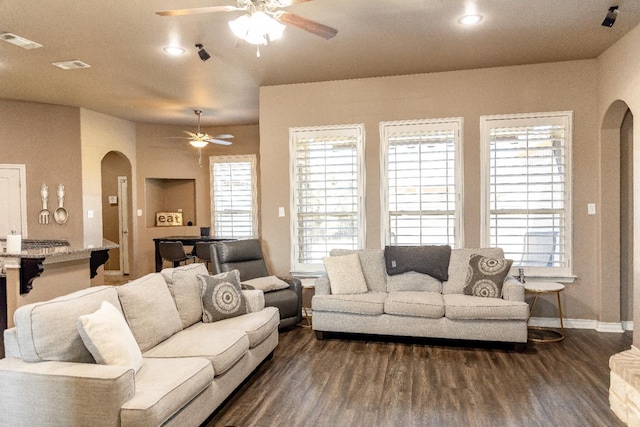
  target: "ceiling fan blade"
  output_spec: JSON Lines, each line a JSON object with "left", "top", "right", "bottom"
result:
{"left": 183, "top": 131, "right": 198, "bottom": 138}
{"left": 213, "top": 134, "right": 234, "bottom": 139}
{"left": 276, "top": 11, "right": 338, "bottom": 40}
{"left": 207, "top": 138, "right": 233, "bottom": 146}
{"left": 156, "top": 5, "right": 241, "bottom": 17}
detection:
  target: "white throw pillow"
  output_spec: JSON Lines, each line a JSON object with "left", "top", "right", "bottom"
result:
{"left": 241, "top": 276, "right": 290, "bottom": 292}
{"left": 77, "top": 300, "right": 143, "bottom": 372}
{"left": 323, "top": 253, "right": 368, "bottom": 295}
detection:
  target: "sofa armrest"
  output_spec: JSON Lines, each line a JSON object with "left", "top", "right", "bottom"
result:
{"left": 278, "top": 276, "right": 303, "bottom": 301}
{"left": 0, "top": 358, "right": 134, "bottom": 426}
{"left": 242, "top": 289, "right": 266, "bottom": 312}
{"left": 314, "top": 275, "right": 331, "bottom": 295}
{"left": 502, "top": 276, "right": 525, "bottom": 302}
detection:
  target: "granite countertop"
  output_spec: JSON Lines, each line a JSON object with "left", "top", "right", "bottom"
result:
{"left": 0, "top": 239, "right": 119, "bottom": 259}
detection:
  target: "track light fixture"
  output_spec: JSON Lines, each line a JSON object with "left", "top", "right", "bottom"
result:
{"left": 195, "top": 44, "right": 210, "bottom": 62}
{"left": 602, "top": 6, "right": 619, "bottom": 27}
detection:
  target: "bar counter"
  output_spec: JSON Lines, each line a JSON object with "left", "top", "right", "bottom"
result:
{"left": 0, "top": 239, "right": 118, "bottom": 357}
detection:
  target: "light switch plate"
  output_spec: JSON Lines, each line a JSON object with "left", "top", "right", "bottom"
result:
{"left": 278, "top": 207, "right": 285, "bottom": 217}
{"left": 588, "top": 203, "right": 596, "bottom": 215}
{"left": 137, "top": 209, "right": 143, "bottom": 217}
{"left": 87, "top": 210, "right": 94, "bottom": 219}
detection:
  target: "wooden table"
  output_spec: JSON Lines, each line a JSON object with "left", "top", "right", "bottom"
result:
{"left": 153, "top": 236, "right": 230, "bottom": 272}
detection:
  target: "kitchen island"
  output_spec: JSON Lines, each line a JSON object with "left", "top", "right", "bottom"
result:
{"left": 0, "top": 239, "right": 118, "bottom": 358}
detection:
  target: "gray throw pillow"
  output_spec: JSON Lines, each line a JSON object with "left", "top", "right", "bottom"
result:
{"left": 198, "top": 270, "right": 247, "bottom": 323}
{"left": 384, "top": 245, "right": 451, "bottom": 281}
{"left": 463, "top": 254, "right": 513, "bottom": 298}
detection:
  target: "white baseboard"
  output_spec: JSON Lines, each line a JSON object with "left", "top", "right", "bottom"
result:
{"left": 529, "top": 316, "right": 630, "bottom": 333}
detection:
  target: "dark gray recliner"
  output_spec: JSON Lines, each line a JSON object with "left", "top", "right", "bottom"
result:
{"left": 211, "top": 239, "right": 303, "bottom": 329}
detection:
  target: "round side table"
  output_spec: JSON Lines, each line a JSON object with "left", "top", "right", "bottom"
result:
{"left": 525, "top": 281, "right": 565, "bottom": 343}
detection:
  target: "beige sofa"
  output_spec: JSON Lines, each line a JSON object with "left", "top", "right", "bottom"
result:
{"left": 0, "top": 263, "right": 279, "bottom": 427}
{"left": 312, "top": 248, "right": 529, "bottom": 349}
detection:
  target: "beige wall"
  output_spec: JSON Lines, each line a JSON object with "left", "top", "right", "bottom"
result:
{"left": 135, "top": 123, "right": 260, "bottom": 275}
{"left": 598, "top": 23, "right": 640, "bottom": 344}
{"left": 0, "top": 100, "right": 84, "bottom": 244}
{"left": 260, "top": 60, "right": 601, "bottom": 320}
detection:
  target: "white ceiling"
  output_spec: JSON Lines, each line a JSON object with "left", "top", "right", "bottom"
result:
{"left": 1, "top": 0, "right": 639, "bottom": 127}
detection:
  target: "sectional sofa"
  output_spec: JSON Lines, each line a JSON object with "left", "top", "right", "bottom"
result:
{"left": 312, "top": 247, "right": 529, "bottom": 349}
{"left": 0, "top": 263, "right": 279, "bottom": 427}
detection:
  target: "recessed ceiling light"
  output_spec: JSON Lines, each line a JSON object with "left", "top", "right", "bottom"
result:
{"left": 164, "top": 46, "right": 185, "bottom": 56}
{"left": 458, "top": 14, "right": 483, "bottom": 25}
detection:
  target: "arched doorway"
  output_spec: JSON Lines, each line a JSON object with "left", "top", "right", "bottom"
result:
{"left": 600, "top": 100, "right": 634, "bottom": 331}
{"left": 101, "top": 152, "right": 133, "bottom": 276}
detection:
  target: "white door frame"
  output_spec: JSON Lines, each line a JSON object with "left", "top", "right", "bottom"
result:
{"left": 118, "top": 176, "right": 130, "bottom": 275}
{"left": 0, "top": 164, "right": 28, "bottom": 237}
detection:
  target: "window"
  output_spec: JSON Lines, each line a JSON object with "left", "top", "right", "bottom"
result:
{"left": 480, "top": 111, "right": 573, "bottom": 277}
{"left": 210, "top": 155, "right": 257, "bottom": 239}
{"left": 290, "top": 124, "right": 365, "bottom": 272}
{"left": 380, "top": 118, "right": 463, "bottom": 248}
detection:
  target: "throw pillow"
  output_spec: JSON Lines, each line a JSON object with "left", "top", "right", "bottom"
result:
{"left": 198, "top": 270, "right": 247, "bottom": 323}
{"left": 161, "top": 263, "right": 208, "bottom": 329}
{"left": 322, "top": 253, "right": 368, "bottom": 295}
{"left": 384, "top": 245, "right": 451, "bottom": 281}
{"left": 241, "top": 275, "right": 290, "bottom": 292}
{"left": 463, "top": 254, "right": 513, "bottom": 298}
{"left": 77, "top": 300, "right": 143, "bottom": 372}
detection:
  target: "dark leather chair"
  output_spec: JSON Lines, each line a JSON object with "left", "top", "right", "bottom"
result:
{"left": 158, "top": 241, "right": 195, "bottom": 268}
{"left": 211, "top": 239, "right": 302, "bottom": 329}
{"left": 194, "top": 242, "right": 213, "bottom": 271}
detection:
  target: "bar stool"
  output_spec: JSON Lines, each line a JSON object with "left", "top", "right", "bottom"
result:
{"left": 158, "top": 241, "right": 195, "bottom": 268}
{"left": 525, "top": 281, "right": 565, "bottom": 342}
{"left": 194, "top": 242, "right": 213, "bottom": 271}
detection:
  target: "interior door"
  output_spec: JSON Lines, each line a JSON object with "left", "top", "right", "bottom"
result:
{"left": 118, "top": 176, "right": 130, "bottom": 275}
{"left": 0, "top": 165, "right": 27, "bottom": 237}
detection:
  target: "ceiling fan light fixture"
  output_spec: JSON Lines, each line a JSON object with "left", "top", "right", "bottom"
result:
{"left": 229, "top": 11, "right": 285, "bottom": 45}
{"left": 458, "top": 14, "right": 483, "bottom": 25}
{"left": 189, "top": 139, "right": 208, "bottom": 148}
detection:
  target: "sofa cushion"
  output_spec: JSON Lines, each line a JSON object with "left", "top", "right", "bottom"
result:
{"left": 161, "top": 263, "right": 208, "bottom": 329}
{"left": 120, "top": 357, "right": 214, "bottom": 426}
{"left": 312, "top": 292, "right": 386, "bottom": 315}
{"left": 323, "top": 253, "right": 368, "bottom": 295}
{"left": 180, "top": 307, "right": 279, "bottom": 348}
{"left": 384, "top": 291, "right": 445, "bottom": 318}
{"left": 199, "top": 270, "right": 247, "bottom": 323}
{"left": 444, "top": 294, "right": 529, "bottom": 320}
{"left": 463, "top": 254, "right": 513, "bottom": 298}
{"left": 330, "top": 249, "right": 387, "bottom": 292}
{"left": 443, "top": 248, "right": 505, "bottom": 295}
{"left": 384, "top": 245, "right": 451, "bottom": 281}
{"left": 14, "top": 286, "right": 121, "bottom": 363}
{"left": 143, "top": 328, "right": 250, "bottom": 375}
{"left": 77, "top": 300, "right": 143, "bottom": 372}
{"left": 117, "top": 273, "right": 183, "bottom": 353}
{"left": 386, "top": 271, "right": 443, "bottom": 293}
{"left": 241, "top": 275, "right": 290, "bottom": 292}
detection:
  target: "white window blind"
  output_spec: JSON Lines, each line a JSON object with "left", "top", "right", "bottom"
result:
{"left": 481, "top": 112, "right": 573, "bottom": 277}
{"left": 210, "top": 155, "right": 257, "bottom": 239}
{"left": 380, "top": 118, "right": 463, "bottom": 248}
{"left": 290, "top": 124, "right": 365, "bottom": 271}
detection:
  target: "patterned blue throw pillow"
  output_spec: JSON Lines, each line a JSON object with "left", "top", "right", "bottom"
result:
{"left": 198, "top": 270, "right": 247, "bottom": 322}
{"left": 463, "top": 254, "right": 513, "bottom": 298}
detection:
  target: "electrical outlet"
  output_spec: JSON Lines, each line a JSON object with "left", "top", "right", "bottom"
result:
{"left": 137, "top": 209, "right": 143, "bottom": 217}
{"left": 87, "top": 210, "right": 94, "bottom": 219}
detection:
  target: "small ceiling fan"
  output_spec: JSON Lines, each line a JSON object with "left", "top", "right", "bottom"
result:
{"left": 170, "top": 110, "right": 233, "bottom": 166}
{"left": 176, "top": 109, "right": 233, "bottom": 148}
{"left": 156, "top": 0, "right": 338, "bottom": 43}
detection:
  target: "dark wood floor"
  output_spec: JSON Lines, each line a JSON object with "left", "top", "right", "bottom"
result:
{"left": 205, "top": 326, "right": 632, "bottom": 427}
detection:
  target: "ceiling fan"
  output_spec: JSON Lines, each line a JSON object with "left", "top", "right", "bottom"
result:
{"left": 176, "top": 109, "right": 233, "bottom": 148}
{"left": 170, "top": 110, "right": 233, "bottom": 166}
{"left": 156, "top": 0, "right": 338, "bottom": 44}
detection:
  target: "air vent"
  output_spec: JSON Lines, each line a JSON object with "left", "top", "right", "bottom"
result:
{"left": 51, "top": 60, "right": 92, "bottom": 70}
{"left": 0, "top": 32, "right": 42, "bottom": 49}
